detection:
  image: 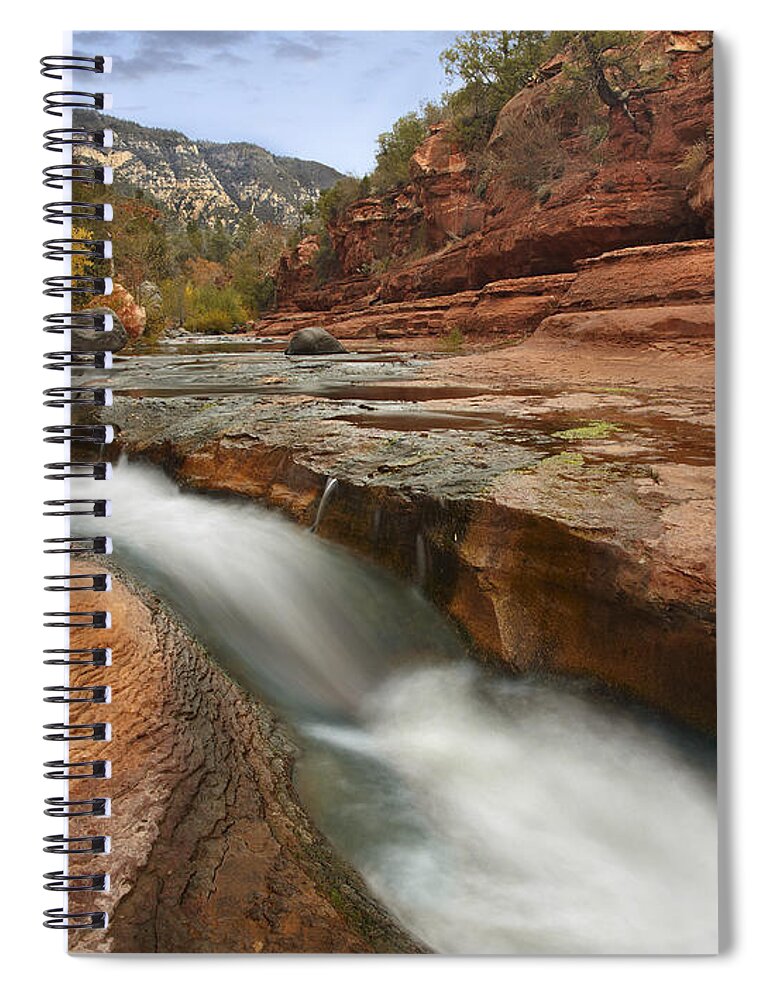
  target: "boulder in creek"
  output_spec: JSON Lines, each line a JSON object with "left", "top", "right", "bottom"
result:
{"left": 71, "top": 307, "right": 129, "bottom": 352}
{"left": 285, "top": 326, "right": 348, "bottom": 356}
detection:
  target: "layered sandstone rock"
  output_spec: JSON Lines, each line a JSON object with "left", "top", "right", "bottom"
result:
{"left": 66, "top": 567, "right": 422, "bottom": 954}
{"left": 256, "top": 272, "right": 572, "bottom": 345}
{"left": 103, "top": 362, "right": 715, "bottom": 733}
{"left": 409, "top": 123, "right": 486, "bottom": 246}
{"left": 273, "top": 234, "right": 322, "bottom": 309}
{"left": 257, "top": 239, "right": 713, "bottom": 351}
{"left": 468, "top": 35, "right": 713, "bottom": 283}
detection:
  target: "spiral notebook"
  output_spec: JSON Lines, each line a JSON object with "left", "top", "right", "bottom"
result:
{"left": 42, "top": 30, "right": 717, "bottom": 954}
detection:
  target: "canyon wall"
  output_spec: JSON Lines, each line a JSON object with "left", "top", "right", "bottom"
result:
{"left": 275, "top": 31, "right": 713, "bottom": 313}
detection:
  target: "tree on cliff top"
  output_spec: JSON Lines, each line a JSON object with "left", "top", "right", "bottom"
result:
{"left": 441, "top": 31, "right": 554, "bottom": 146}
{"left": 552, "top": 31, "right": 647, "bottom": 128}
{"left": 441, "top": 31, "right": 551, "bottom": 110}
{"left": 441, "top": 30, "right": 650, "bottom": 148}
{"left": 372, "top": 113, "right": 431, "bottom": 192}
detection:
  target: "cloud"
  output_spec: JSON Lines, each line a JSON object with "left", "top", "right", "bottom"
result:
{"left": 268, "top": 31, "right": 349, "bottom": 63}
{"left": 75, "top": 30, "right": 250, "bottom": 80}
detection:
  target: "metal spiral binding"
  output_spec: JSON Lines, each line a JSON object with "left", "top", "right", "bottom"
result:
{"left": 44, "top": 463, "right": 112, "bottom": 481}
{"left": 44, "top": 312, "right": 113, "bottom": 336}
{"left": 43, "top": 239, "right": 113, "bottom": 262}
{"left": 43, "top": 164, "right": 113, "bottom": 188}
{"left": 43, "top": 351, "right": 112, "bottom": 370}
{"left": 44, "top": 201, "right": 114, "bottom": 224}
{"left": 44, "top": 91, "right": 110, "bottom": 116}
{"left": 40, "top": 55, "right": 110, "bottom": 79}
{"left": 44, "top": 536, "right": 112, "bottom": 555}
{"left": 43, "top": 275, "right": 113, "bottom": 298}
{"left": 42, "top": 53, "right": 113, "bottom": 932}
{"left": 44, "top": 127, "right": 114, "bottom": 153}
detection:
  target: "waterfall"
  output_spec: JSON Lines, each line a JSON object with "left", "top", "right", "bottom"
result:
{"left": 76, "top": 459, "right": 717, "bottom": 954}
{"left": 81, "top": 460, "right": 459, "bottom": 715}
{"left": 310, "top": 476, "right": 339, "bottom": 534}
{"left": 415, "top": 531, "right": 427, "bottom": 586}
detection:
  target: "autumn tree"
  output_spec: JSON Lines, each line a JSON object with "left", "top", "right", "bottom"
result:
{"left": 183, "top": 256, "right": 228, "bottom": 288}
{"left": 90, "top": 191, "right": 171, "bottom": 293}
{"left": 228, "top": 222, "right": 286, "bottom": 314}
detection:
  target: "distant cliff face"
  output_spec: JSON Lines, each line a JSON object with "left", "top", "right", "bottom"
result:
{"left": 75, "top": 113, "right": 345, "bottom": 227}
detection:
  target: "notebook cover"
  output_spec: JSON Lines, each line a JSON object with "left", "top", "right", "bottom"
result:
{"left": 63, "top": 29, "right": 716, "bottom": 954}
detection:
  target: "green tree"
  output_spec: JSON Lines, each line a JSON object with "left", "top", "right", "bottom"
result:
{"left": 109, "top": 195, "right": 171, "bottom": 293}
{"left": 232, "top": 213, "right": 259, "bottom": 248}
{"left": 555, "top": 32, "right": 647, "bottom": 127}
{"left": 440, "top": 31, "right": 554, "bottom": 147}
{"left": 311, "top": 176, "right": 370, "bottom": 227}
{"left": 371, "top": 113, "right": 430, "bottom": 192}
{"left": 207, "top": 220, "right": 234, "bottom": 263}
{"left": 441, "top": 31, "right": 551, "bottom": 111}
{"left": 183, "top": 283, "right": 247, "bottom": 332}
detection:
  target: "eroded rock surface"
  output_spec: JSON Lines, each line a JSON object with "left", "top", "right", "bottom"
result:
{"left": 66, "top": 565, "right": 423, "bottom": 954}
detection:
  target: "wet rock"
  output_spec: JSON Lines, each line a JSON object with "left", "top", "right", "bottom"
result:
{"left": 67, "top": 564, "right": 424, "bottom": 954}
{"left": 285, "top": 326, "right": 348, "bottom": 355}
{"left": 71, "top": 306, "right": 128, "bottom": 352}
{"left": 82, "top": 239, "right": 715, "bottom": 733}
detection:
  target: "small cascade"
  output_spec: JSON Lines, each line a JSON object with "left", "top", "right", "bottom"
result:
{"left": 415, "top": 531, "right": 428, "bottom": 587}
{"left": 310, "top": 476, "right": 339, "bottom": 534}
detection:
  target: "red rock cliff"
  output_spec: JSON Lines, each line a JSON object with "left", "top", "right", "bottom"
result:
{"left": 275, "top": 31, "right": 713, "bottom": 310}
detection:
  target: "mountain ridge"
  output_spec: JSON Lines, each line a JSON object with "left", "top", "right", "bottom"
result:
{"left": 75, "top": 112, "right": 346, "bottom": 228}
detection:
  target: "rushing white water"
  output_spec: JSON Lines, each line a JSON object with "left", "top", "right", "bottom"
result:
{"left": 80, "top": 460, "right": 718, "bottom": 954}
{"left": 298, "top": 670, "right": 717, "bottom": 954}
{"left": 86, "top": 459, "right": 462, "bottom": 715}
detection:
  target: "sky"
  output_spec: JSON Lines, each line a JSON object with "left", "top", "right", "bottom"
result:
{"left": 74, "top": 31, "right": 459, "bottom": 175}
